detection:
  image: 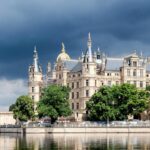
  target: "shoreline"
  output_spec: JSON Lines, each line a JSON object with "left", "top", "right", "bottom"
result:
{"left": 1, "top": 127, "right": 150, "bottom": 134}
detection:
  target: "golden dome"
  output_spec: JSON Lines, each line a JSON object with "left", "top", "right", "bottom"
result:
{"left": 56, "top": 43, "right": 70, "bottom": 62}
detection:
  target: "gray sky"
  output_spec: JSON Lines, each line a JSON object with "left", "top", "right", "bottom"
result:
{"left": 1, "top": 0, "right": 150, "bottom": 111}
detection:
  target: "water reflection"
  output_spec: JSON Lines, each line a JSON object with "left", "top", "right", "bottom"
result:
{"left": 0, "top": 133, "right": 150, "bottom": 150}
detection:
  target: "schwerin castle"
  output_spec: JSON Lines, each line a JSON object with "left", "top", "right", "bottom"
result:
{"left": 28, "top": 33, "right": 150, "bottom": 121}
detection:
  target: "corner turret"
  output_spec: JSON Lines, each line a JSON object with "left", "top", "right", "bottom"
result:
{"left": 28, "top": 46, "right": 43, "bottom": 112}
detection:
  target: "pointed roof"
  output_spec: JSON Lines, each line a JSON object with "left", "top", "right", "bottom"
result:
{"left": 33, "top": 46, "right": 39, "bottom": 72}
{"left": 87, "top": 32, "right": 92, "bottom": 62}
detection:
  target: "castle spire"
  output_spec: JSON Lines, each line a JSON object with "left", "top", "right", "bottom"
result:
{"left": 87, "top": 32, "right": 92, "bottom": 62}
{"left": 87, "top": 32, "right": 92, "bottom": 48}
{"left": 61, "top": 42, "right": 65, "bottom": 53}
{"left": 33, "top": 46, "right": 39, "bottom": 72}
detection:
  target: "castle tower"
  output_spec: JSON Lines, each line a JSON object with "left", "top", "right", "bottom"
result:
{"left": 28, "top": 46, "right": 43, "bottom": 111}
{"left": 80, "top": 33, "right": 97, "bottom": 120}
{"left": 82, "top": 33, "right": 96, "bottom": 76}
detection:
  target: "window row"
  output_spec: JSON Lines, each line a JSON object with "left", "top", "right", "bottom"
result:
{"left": 71, "top": 90, "right": 89, "bottom": 99}
{"left": 107, "top": 81, "right": 119, "bottom": 86}
{"left": 71, "top": 92, "right": 80, "bottom": 99}
{"left": 127, "top": 81, "right": 144, "bottom": 87}
{"left": 68, "top": 82, "right": 80, "bottom": 89}
{"left": 56, "top": 74, "right": 63, "bottom": 79}
{"left": 31, "top": 87, "right": 42, "bottom": 93}
{"left": 72, "top": 102, "right": 79, "bottom": 110}
{"left": 68, "top": 73, "right": 81, "bottom": 78}
{"left": 107, "top": 73, "right": 119, "bottom": 76}
{"left": 68, "top": 80, "right": 120, "bottom": 89}
{"left": 127, "top": 69, "right": 144, "bottom": 77}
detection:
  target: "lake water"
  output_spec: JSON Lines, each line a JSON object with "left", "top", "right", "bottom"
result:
{"left": 0, "top": 133, "right": 150, "bottom": 150}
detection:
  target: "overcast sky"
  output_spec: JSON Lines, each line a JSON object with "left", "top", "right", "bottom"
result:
{"left": 1, "top": 0, "right": 150, "bottom": 111}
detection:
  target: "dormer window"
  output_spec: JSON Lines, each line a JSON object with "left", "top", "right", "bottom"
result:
{"left": 133, "top": 61, "right": 137, "bottom": 67}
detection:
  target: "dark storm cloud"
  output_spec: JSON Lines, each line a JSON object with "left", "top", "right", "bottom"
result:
{"left": 0, "top": 0, "right": 150, "bottom": 78}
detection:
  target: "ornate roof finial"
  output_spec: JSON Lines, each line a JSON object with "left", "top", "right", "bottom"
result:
{"left": 61, "top": 42, "right": 65, "bottom": 53}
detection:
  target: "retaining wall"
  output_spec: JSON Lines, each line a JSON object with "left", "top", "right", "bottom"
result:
{"left": 1, "top": 127, "right": 150, "bottom": 134}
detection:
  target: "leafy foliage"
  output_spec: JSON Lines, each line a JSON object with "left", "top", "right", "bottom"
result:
{"left": 12, "top": 95, "right": 34, "bottom": 121}
{"left": 9, "top": 103, "right": 15, "bottom": 111}
{"left": 86, "top": 84, "right": 149, "bottom": 121}
{"left": 37, "top": 85, "right": 72, "bottom": 122}
{"left": 146, "top": 85, "right": 150, "bottom": 91}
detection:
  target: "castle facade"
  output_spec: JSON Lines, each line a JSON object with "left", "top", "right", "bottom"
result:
{"left": 28, "top": 33, "right": 150, "bottom": 121}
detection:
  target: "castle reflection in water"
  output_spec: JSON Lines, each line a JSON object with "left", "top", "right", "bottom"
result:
{"left": 0, "top": 133, "right": 150, "bottom": 150}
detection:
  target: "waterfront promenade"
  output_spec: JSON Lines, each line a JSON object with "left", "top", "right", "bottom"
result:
{"left": 1, "top": 126, "right": 150, "bottom": 134}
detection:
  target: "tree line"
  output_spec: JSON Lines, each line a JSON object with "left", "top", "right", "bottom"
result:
{"left": 9, "top": 84, "right": 150, "bottom": 123}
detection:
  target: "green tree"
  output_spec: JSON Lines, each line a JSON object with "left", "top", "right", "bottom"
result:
{"left": 86, "top": 84, "right": 149, "bottom": 121}
{"left": 12, "top": 95, "right": 34, "bottom": 121}
{"left": 86, "top": 86, "right": 118, "bottom": 121}
{"left": 9, "top": 103, "right": 15, "bottom": 111}
{"left": 146, "top": 85, "right": 150, "bottom": 91}
{"left": 37, "top": 85, "right": 72, "bottom": 123}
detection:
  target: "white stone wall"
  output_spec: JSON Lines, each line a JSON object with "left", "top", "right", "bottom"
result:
{"left": 0, "top": 112, "right": 16, "bottom": 125}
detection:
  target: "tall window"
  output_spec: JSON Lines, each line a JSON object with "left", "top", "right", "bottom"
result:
{"left": 87, "top": 64, "right": 89, "bottom": 69}
{"left": 32, "top": 87, "right": 34, "bottom": 92}
{"left": 72, "top": 82, "right": 74, "bottom": 89}
{"left": 72, "top": 92, "right": 74, "bottom": 99}
{"left": 76, "top": 92, "right": 79, "bottom": 99}
{"left": 133, "top": 69, "right": 136, "bottom": 76}
{"left": 127, "top": 69, "right": 130, "bottom": 76}
{"left": 86, "top": 90, "right": 89, "bottom": 97}
{"left": 95, "top": 80, "right": 97, "bottom": 86}
{"left": 77, "top": 82, "right": 79, "bottom": 88}
{"left": 140, "top": 69, "right": 143, "bottom": 77}
{"left": 76, "top": 103, "right": 79, "bottom": 110}
{"left": 133, "top": 61, "right": 137, "bottom": 67}
{"left": 140, "top": 81, "right": 143, "bottom": 88}
{"left": 59, "top": 74, "right": 61, "bottom": 79}
{"left": 67, "top": 83, "right": 69, "bottom": 87}
{"left": 32, "top": 95, "right": 34, "bottom": 100}
{"left": 72, "top": 103, "right": 74, "bottom": 110}
{"left": 86, "top": 80, "right": 89, "bottom": 86}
